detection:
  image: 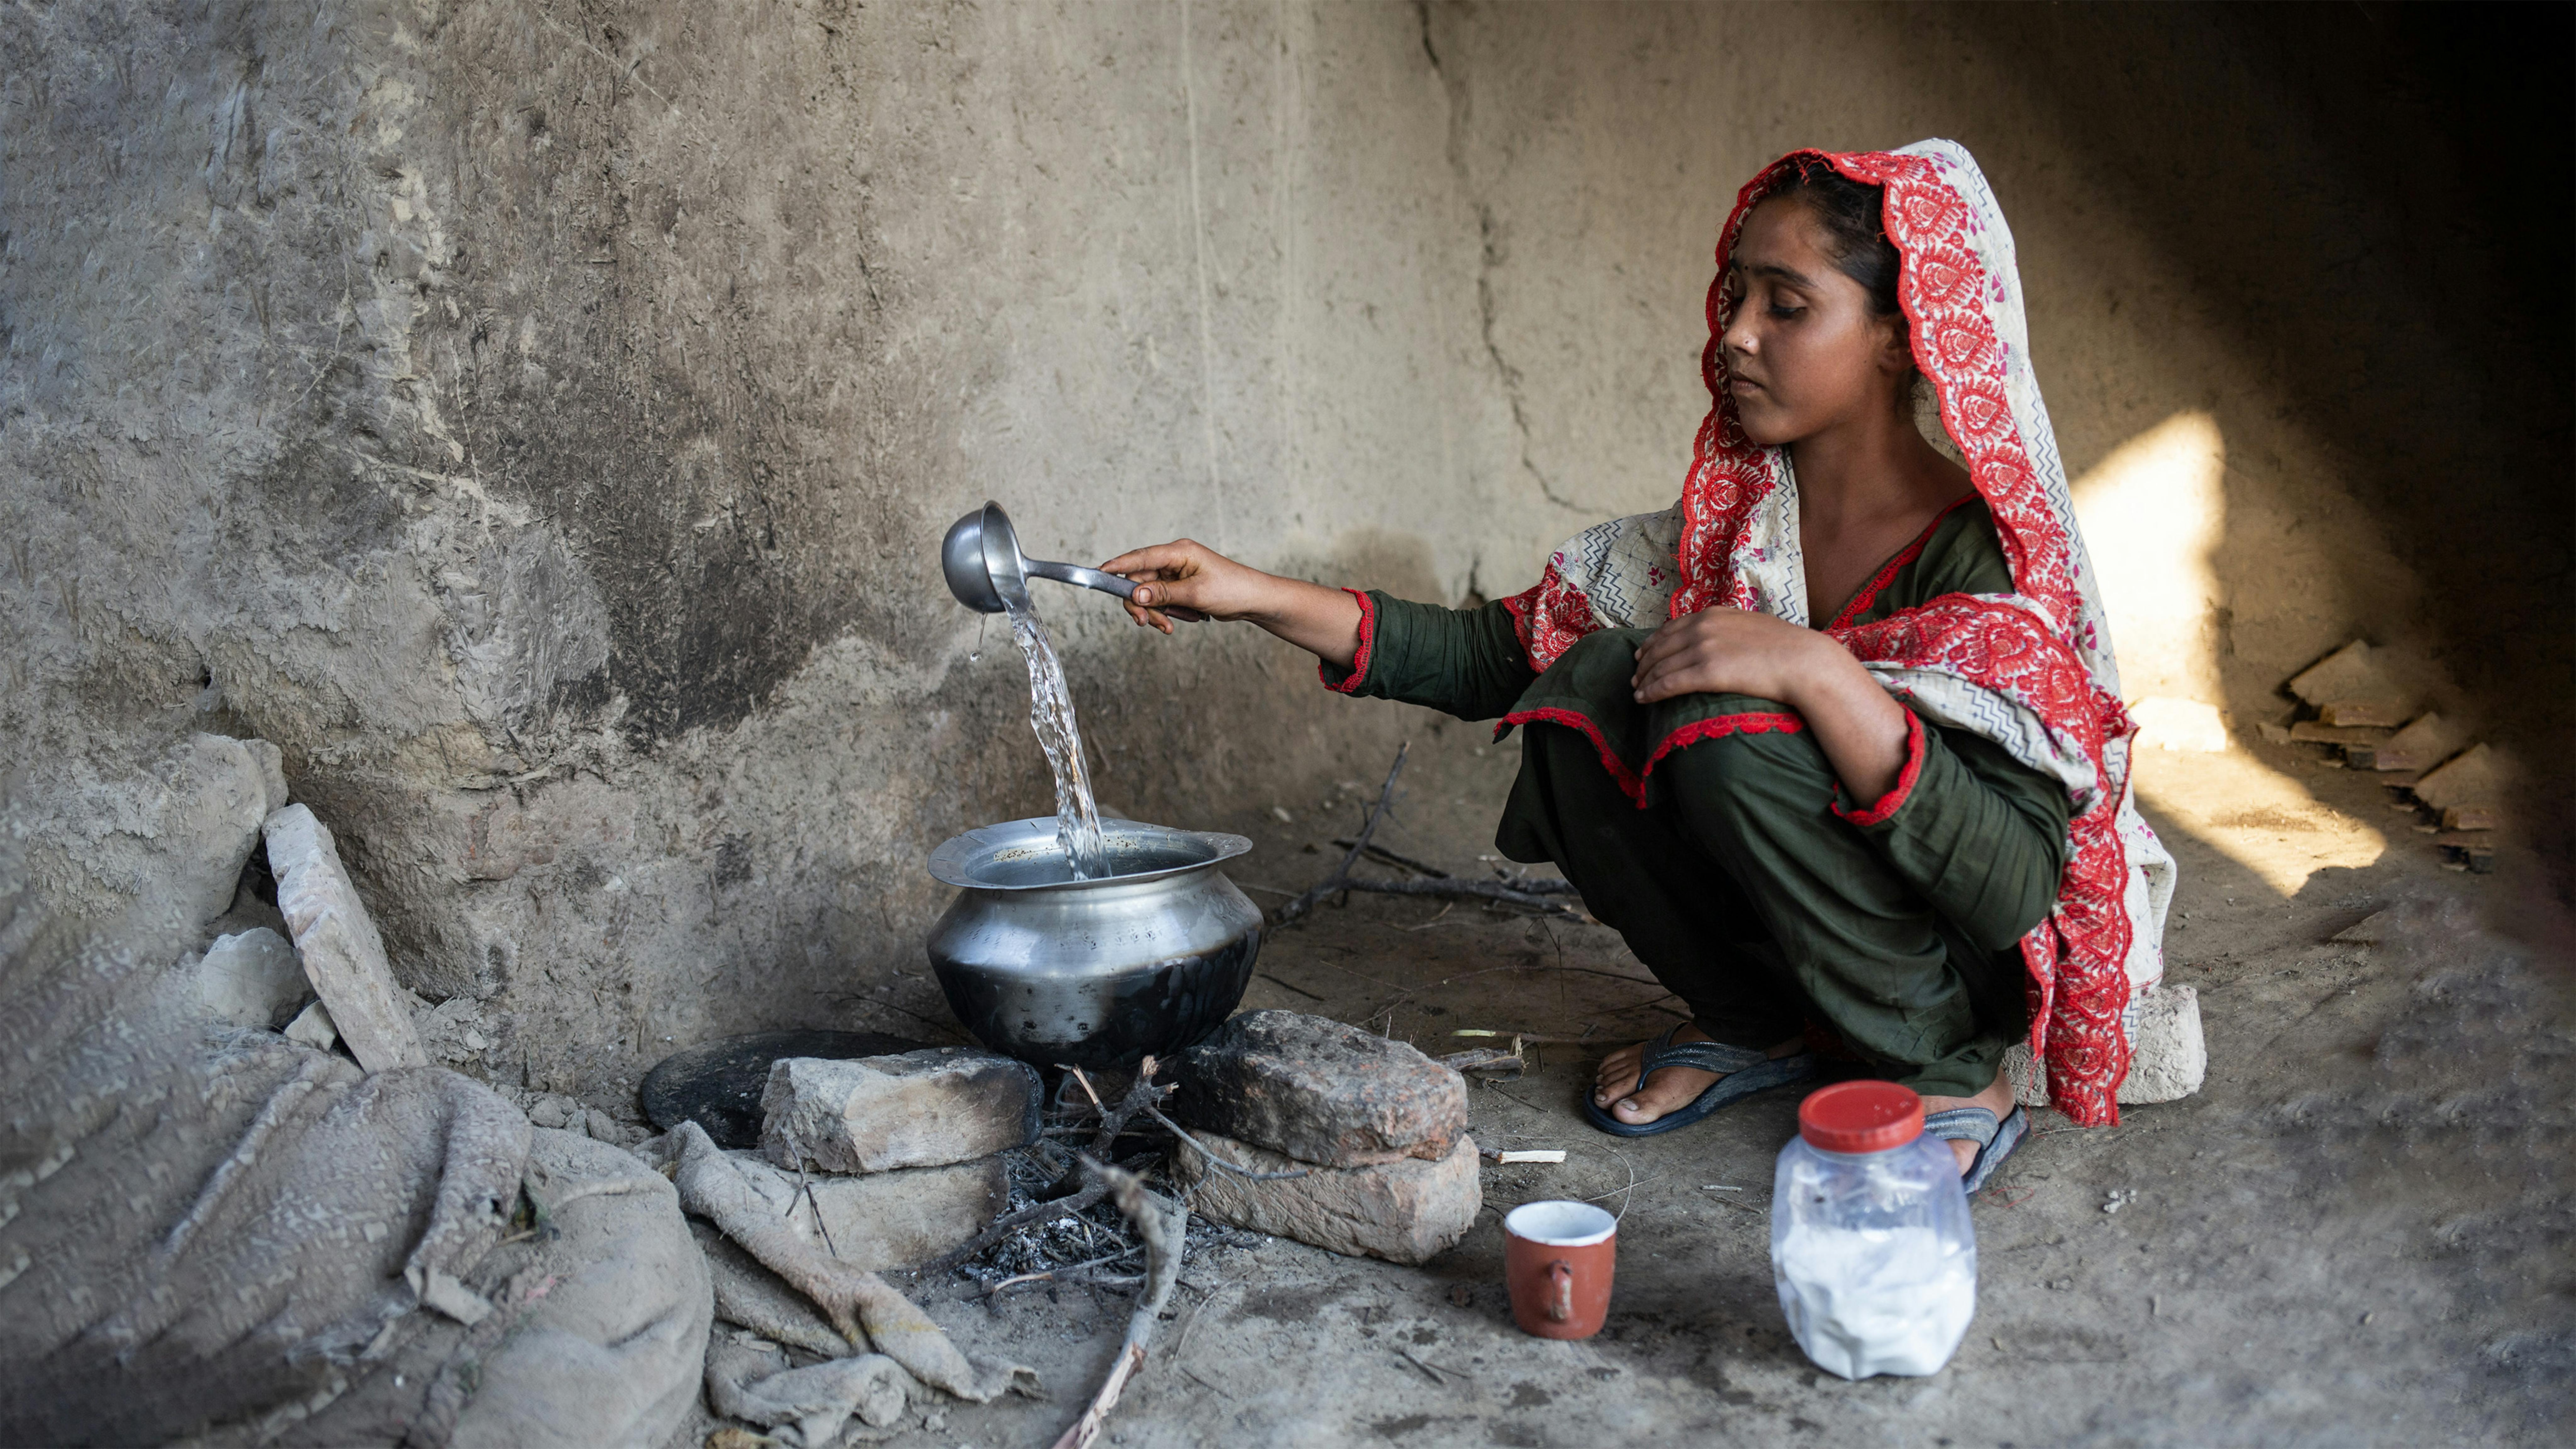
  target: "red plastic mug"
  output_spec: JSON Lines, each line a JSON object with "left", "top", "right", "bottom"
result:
{"left": 1504, "top": 1200, "right": 1616, "bottom": 1339}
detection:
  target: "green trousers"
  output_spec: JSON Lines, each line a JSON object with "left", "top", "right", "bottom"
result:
{"left": 1325, "top": 588, "right": 2072, "bottom": 1101}
{"left": 1493, "top": 638, "right": 2068, "bottom": 1098}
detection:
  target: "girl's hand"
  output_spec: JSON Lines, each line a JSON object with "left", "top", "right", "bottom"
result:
{"left": 1097, "top": 539, "right": 1366, "bottom": 668}
{"left": 1631, "top": 607, "right": 1913, "bottom": 803}
{"left": 1099, "top": 540, "right": 1264, "bottom": 634}
{"left": 1629, "top": 608, "right": 1832, "bottom": 703}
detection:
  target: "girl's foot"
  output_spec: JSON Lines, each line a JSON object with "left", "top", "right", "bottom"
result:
{"left": 1918, "top": 1071, "right": 2019, "bottom": 1175}
{"left": 1591, "top": 1024, "right": 1806, "bottom": 1128}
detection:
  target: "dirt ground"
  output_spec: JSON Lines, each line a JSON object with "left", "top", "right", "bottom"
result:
{"left": 672, "top": 721, "right": 2571, "bottom": 1447}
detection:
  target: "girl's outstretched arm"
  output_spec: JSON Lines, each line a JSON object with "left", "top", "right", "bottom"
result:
{"left": 1099, "top": 540, "right": 1366, "bottom": 669}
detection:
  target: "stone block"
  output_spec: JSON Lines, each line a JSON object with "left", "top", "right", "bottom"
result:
{"left": 721, "top": 1148, "right": 1008, "bottom": 1272}
{"left": 262, "top": 804, "right": 429, "bottom": 1071}
{"left": 759, "top": 1049, "right": 1039, "bottom": 1174}
{"left": 2117, "top": 985, "right": 2207, "bottom": 1103}
{"left": 65, "top": 733, "right": 274, "bottom": 937}
{"left": 1171, "top": 1130, "right": 1480, "bottom": 1265}
{"left": 1168, "top": 1010, "right": 1466, "bottom": 1166}
{"left": 2003, "top": 983, "right": 2206, "bottom": 1108}
{"left": 188, "top": 927, "right": 312, "bottom": 1030}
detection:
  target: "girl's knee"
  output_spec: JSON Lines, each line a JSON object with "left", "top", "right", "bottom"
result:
{"left": 1654, "top": 699, "right": 1825, "bottom": 802}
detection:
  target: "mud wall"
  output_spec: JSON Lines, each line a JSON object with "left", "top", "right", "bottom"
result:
{"left": 5, "top": 2, "right": 2562, "bottom": 1095}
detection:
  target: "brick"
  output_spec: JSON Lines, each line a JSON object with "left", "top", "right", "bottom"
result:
{"left": 1169, "top": 1010, "right": 1467, "bottom": 1167}
{"left": 759, "top": 1049, "right": 1039, "bottom": 1174}
{"left": 1170, "top": 1130, "right": 1480, "bottom": 1265}
{"left": 2411, "top": 743, "right": 2500, "bottom": 812}
{"left": 720, "top": 1150, "right": 1009, "bottom": 1273}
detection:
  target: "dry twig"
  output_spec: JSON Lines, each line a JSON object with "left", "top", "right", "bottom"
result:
{"left": 1276, "top": 745, "right": 1585, "bottom": 923}
{"left": 1328, "top": 838, "right": 1452, "bottom": 878}
{"left": 1274, "top": 744, "right": 1409, "bottom": 926}
{"left": 1049, "top": 1159, "right": 1186, "bottom": 1449}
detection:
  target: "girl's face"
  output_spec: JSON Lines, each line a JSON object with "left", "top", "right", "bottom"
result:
{"left": 1719, "top": 198, "right": 1912, "bottom": 447}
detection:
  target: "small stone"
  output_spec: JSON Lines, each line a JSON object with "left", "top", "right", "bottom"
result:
{"left": 1170, "top": 1130, "right": 1480, "bottom": 1265}
{"left": 262, "top": 804, "right": 429, "bottom": 1071}
{"left": 583, "top": 1108, "right": 627, "bottom": 1143}
{"left": 285, "top": 999, "right": 339, "bottom": 1052}
{"left": 242, "top": 737, "right": 290, "bottom": 814}
{"left": 189, "top": 927, "right": 311, "bottom": 1030}
{"left": 759, "top": 1049, "right": 1040, "bottom": 1174}
{"left": 529, "top": 1094, "right": 579, "bottom": 1130}
{"left": 1169, "top": 1010, "right": 1467, "bottom": 1166}
{"left": 409, "top": 1265, "right": 493, "bottom": 1325}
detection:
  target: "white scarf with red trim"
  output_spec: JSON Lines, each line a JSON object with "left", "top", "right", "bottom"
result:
{"left": 1500, "top": 140, "right": 2174, "bottom": 1127}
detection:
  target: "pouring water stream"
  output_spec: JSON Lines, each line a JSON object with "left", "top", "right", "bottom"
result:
{"left": 943, "top": 502, "right": 1143, "bottom": 880}
{"left": 1003, "top": 596, "right": 1109, "bottom": 879}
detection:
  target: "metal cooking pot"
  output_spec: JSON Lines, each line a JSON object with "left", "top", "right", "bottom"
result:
{"left": 925, "top": 817, "right": 1261, "bottom": 1070}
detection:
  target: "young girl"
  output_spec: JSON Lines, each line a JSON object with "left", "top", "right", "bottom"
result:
{"left": 1100, "top": 142, "right": 2172, "bottom": 1186}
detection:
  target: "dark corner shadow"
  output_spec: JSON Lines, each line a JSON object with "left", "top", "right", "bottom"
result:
{"left": 1951, "top": 3, "right": 2575, "bottom": 881}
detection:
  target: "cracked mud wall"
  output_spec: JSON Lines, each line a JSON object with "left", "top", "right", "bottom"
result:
{"left": 5, "top": 2, "right": 2563, "bottom": 1098}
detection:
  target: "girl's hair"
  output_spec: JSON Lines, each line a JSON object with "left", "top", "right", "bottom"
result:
{"left": 1772, "top": 163, "right": 1904, "bottom": 321}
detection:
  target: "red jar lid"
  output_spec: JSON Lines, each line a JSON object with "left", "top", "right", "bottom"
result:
{"left": 1798, "top": 1081, "right": 1924, "bottom": 1153}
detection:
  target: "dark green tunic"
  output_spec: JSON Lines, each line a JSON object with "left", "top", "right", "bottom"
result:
{"left": 1323, "top": 499, "right": 2069, "bottom": 1097}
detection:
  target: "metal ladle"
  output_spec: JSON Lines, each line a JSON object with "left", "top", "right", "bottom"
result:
{"left": 941, "top": 501, "right": 1201, "bottom": 618}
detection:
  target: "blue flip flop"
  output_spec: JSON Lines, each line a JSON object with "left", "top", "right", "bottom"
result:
{"left": 1584, "top": 1026, "right": 1818, "bottom": 1138}
{"left": 1924, "top": 1104, "right": 2029, "bottom": 1194}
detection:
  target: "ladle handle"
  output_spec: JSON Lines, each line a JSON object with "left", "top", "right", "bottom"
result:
{"left": 1024, "top": 558, "right": 1139, "bottom": 600}
{"left": 1025, "top": 559, "right": 1210, "bottom": 622}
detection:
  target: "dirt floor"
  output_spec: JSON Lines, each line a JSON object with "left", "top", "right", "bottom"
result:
{"left": 671, "top": 721, "right": 2572, "bottom": 1447}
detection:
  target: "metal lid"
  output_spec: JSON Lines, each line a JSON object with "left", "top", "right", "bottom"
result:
{"left": 926, "top": 816, "right": 1252, "bottom": 891}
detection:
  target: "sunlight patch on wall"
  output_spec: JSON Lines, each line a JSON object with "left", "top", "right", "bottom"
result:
{"left": 2073, "top": 410, "right": 2229, "bottom": 707}
{"left": 2076, "top": 412, "right": 2384, "bottom": 893}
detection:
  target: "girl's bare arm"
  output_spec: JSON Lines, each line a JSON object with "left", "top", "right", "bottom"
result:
{"left": 1098, "top": 540, "right": 1367, "bottom": 669}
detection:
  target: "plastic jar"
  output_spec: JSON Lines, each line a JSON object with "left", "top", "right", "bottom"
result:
{"left": 1769, "top": 1081, "right": 1977, "bottom": 1379}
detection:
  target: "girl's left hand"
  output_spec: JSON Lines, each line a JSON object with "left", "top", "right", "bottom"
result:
{"left": 1629, "top": 608, "right": 1835, "bottom": 704}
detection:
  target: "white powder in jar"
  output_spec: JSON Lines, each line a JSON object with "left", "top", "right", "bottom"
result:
{"left": 1774, "top": 1223, "right": 1977, "bottom": 1379}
